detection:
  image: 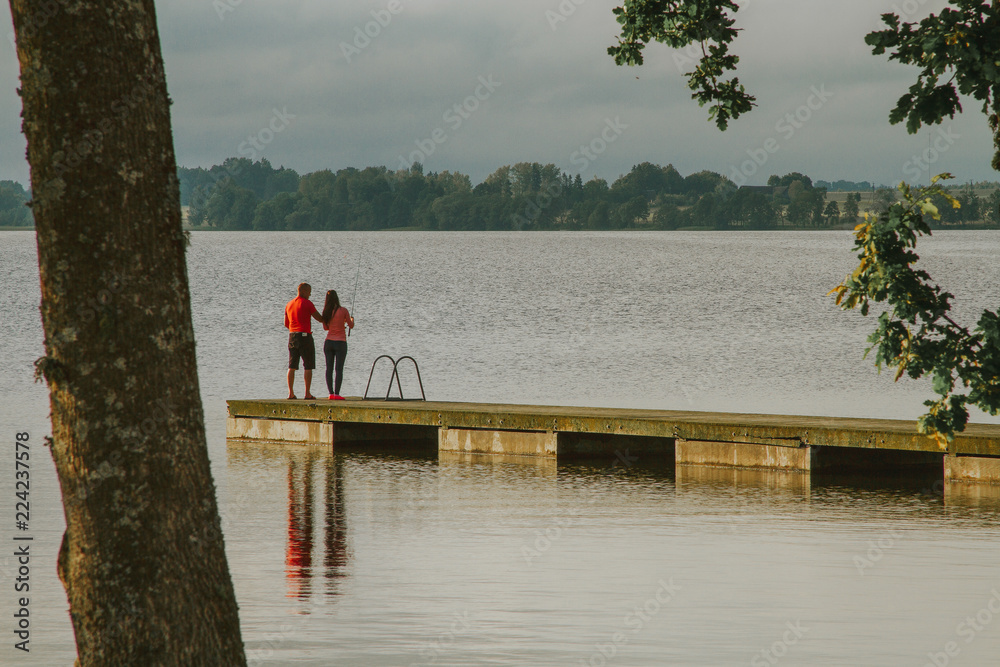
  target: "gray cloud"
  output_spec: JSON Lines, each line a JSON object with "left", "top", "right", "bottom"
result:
{"left": 0, "top": 0, "right": 994, "bottom": 188}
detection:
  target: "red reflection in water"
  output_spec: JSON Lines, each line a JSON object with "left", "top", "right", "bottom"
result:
{"left": 286, "top": 452, "right": 349, "bottom": 600}
{"left": 285, "top": 455, "right": 314, "bottom": 599}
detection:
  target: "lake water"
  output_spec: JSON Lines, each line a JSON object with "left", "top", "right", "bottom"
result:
{"left": 1, "top": 230, "right": 999, "bottom": 665}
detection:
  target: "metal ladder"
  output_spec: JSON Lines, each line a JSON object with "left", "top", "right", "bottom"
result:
{"left": 362, "top": 355, "right": 426, "bottom": 401}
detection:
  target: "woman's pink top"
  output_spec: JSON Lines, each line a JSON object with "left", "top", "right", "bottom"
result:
{"left": 324, "top": 307, "right": 354, "bottom": 341}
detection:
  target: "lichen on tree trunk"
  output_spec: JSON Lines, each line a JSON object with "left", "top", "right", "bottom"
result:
{"left": 8, "top": 1, "right": 246, "bottom": 663}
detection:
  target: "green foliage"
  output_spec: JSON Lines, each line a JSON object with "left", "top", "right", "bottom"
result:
{"left": 610, "top": 162, "right": 685, "bottom": 202}
{"left": 872, "top": 187, "right": 898, "bottom": 214}
{"left": 923, "top": 186, "right": 998, "bottom": 226}
{"left": 0, "top": 180, "right": 33, "bottom": 227}
{"left": 608, "top": 2, "right": 1000, "bottom": 440}
{"left": 768, "top": 172, "right": 813, "bottom": 189}
{"left": 684, "top": 169, "right": 725, "bottom": 196}
{"left": 586, "top": 201, "right": 611, "bottom": 229}
{"left": 823, "top": 200, "right": 840, "bottom": 225}
{"left": 726, "top": 188, "right": 777, "bottom": 230}
{"left": 179, "top": 159, "right": 924, "bottom": 233}
{"left": 607, "top": 0, "right": 755, "bottom": 129}
{"left": 201, "top": 180, "right": 258, "bottom": 230}
{"left": 842, "top": 193, "right": 860, "bottom": 223}
{"left": 652, "top": 201, "right": 686, "bottom": 229}
{"left": 866, "top": 2, "right": 1000, "bottom": 170}
{"left": 615, "top": 195, "right": 651, "bottom": 227}
{"left": 986, "top": 188, "right": 1000, "bottom": 224}
{"left": 816, "top": 179, "right": 874, "bottom": 192}
{"left": 958, "top": 183, "right": 982, "bottom": 221}
{"left": 771, "top": 174, "right": 826, "bottom": 226}
{"left": 180, "top": 158, "right": 298, "bottom": 210}
{"left": 831, "top": 174, "right": 1000, "bottom": 446}
{"left": 610, "top": 2, "right": 1000, "bottom": 171}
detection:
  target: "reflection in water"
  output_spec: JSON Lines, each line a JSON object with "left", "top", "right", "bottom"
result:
{"left": 324, "top": 453, "right": 349, "bottom": 596}
{"left": 675, "top": 464, "right": 811, "bottom": 497}
{"left": 284, "top": 449, "right": 349, "bottom": 600}
{"left": 945, "top": 480, "right": 1000, "bottom": 511}
{"left": 222, "top": 441, "right": 1000, "bottom": 665}
{"left": 438, "top": 450, "right": 558, "bottom": 476}
{"left": 285, "top": 453, "right": 314, "bottom": 599}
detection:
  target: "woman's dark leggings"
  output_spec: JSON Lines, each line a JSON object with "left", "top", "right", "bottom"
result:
{"left": 324, "top": 340, "right": 348, "bottom": 395}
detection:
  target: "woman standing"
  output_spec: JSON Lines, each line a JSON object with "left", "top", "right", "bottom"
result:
{"left": 321, "top": 289, "right": 355, "bottom": 400}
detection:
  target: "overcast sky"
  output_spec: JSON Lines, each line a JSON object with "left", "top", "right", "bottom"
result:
{"left": 1, "top": 0, "right": 995, "bottom": 188}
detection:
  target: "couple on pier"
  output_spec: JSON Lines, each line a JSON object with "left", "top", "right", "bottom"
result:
{"left": 284, "top": 282, "right": 355, "bottom": 400}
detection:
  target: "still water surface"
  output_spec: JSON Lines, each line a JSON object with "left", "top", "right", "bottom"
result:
{"left": 1, "top": 230, "right": 999, "bottom": 665}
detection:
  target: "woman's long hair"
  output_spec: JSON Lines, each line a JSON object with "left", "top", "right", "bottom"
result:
{"left": 322, "top": 290, "right": 341, "bottom": 326}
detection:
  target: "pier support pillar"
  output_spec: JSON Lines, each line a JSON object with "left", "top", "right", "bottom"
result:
{"left": 227, "top": 417, "right": 332, "bottom": 445}
{"left": 675, "top": 439, "right": 811, "bottom": 472}
{"left": 676, "top": 439, "right": 945, "bottom": 474}
{"left": 945, "top": 455, "right": 1000, "bottom": 485}
{"left": 439, "top": 427, "right": 557, "bottom": 458}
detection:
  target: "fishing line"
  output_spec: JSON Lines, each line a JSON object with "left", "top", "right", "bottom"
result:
{"left": 348, "top": 237, "right": 364, "bottom": 337}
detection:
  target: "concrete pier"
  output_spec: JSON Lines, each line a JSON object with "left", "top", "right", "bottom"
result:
{"left": 439, "top": 427, "right": 557, "bottom": 457}
{"left": 226, "top": 399, "right": 1000, "bottom": 484}
{"left": 676, "top": 439, "right": 811, "bottom": 472}
{"left": 945, "top": 455, "right": 1000, "bottom": 485}
{"left": 227, "top": 417, "right": 333, "bottom": 445}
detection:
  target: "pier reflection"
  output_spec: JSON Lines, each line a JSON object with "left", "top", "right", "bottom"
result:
{"left": 226, "top": 441, "right": 350, "bottom": 602}
{"left": 438, "top": 451, "right": 558, "bottom": 476}
{"left": 945, "top": 480, "right": 1000, "bottom": 510}
{"left": 675, "top": 464, "right": 812, "bottom": 497}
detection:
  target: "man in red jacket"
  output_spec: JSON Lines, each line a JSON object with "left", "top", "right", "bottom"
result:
{"left": 284, "top": 282, "right": 323, "bottom": 399}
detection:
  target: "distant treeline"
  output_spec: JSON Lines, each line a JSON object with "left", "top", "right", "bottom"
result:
{"left": 815, "top": 179, "right": 874, "bottom": 192}
{"left": 2, "top": 162, "right": 997, "bottom": 232}
{"left": 0, "top": 181, "right": 32, "bottom": 227}
{"left": 172, "top": 158, "right": 998, "bottom": 231}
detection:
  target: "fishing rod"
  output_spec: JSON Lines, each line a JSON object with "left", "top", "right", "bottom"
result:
{"left": 348, "top": 237, "right": 363, "bottom": 337}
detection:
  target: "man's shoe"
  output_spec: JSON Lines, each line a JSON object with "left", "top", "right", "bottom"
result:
{"left": 332, "top": 394, "right": 345, "bottom": 400}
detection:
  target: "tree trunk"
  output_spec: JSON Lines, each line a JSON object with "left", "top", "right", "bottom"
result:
{"left": 9, "top": 1, "right": 246, "bottom": 664}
